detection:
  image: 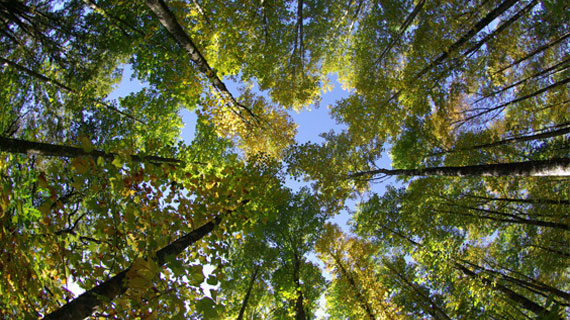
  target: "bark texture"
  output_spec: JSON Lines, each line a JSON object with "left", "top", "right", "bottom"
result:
{"left": 351, "top": 157, "right": 570, "bottom": 178}
{"left": 0, "top": 136, "right": 181, "bottom": 165}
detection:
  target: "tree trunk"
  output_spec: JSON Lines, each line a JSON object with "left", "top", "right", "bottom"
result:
{"left": 292, "top": 255, "right": 306, "bottom": 320}
{"left": 43, "top": 219, "right": 218, "bottom": 320}
{"left": 494, "top": 30, "right": 570, "bottom": 75}
{"left": 464, "top": 194, "right": 570, "bottom": 206}
{"left": 0, "top": 136, "right": 182, "bottom": 165}
{"left": 454, "top": 263, "right": 551, "bottom": 317}
{"left": 382, "top": 259, "right": 451, "bottom": 320}
{"left": 236, "top": 265, "right": 260, "bottom": 320}
{"left": 330, "top": 252, "right": 376, "bottom": 320}
{"left": 474, "top": 56, "right": 570, "bottom": 103}
{"left": 382, "top": 0, "right": 519, "bottom": 107}
{"left": 350, "top": 157, "right": 570, "bottom": 178}
{"left": 374, "top": 0, "right": 425, "bottom": 66}
{"left": 461, "top": 259, "right": 570, "bottom": 303}
{"left": 0, "top": 57, "right": 140, "bottom": 122}
{"left": 414, "top": 0, "right": 518, "bottom": 80}
{"left": 463, "top": 76, "right": 570, "bottom": 122}
{"left": 463, "top": 0, "right": 539, "bottom": 58}
{"left": 144, "top": 0, "right": 257, "bottom": 121}
{"left": 432, "top": 123, "right": 570, "bottom": 156}
{"left": 441, "top": 207, "right": 570, "bottom": 231}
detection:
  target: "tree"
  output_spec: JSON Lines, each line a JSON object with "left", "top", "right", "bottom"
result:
{"left": 262, "top": 188, "right": 327, "bottom": 320}
{"left": 3, "top": 0, "right": 570, "bottom": 318}
{"left": 315, "top": 223, "right": 402, "bottom": 320}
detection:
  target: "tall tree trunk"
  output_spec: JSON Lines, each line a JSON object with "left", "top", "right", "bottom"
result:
{"left": 382, "top": 259, "right": 451, "bottom": 320}
{"left": 350, "top": 157, "right": 570, "bottom": 178}
{"left": 461, "top": 259, "right": 570, "bottom": 303}
{"left": 236, "top": 265, "right": 260, "bottom": 320}
{"left": 494, "top": 30, "right": 570, "bottom": 75}
{"left": 0, "top": 136, "right": 182, "bottom": 165}
{"left": 463, "top": 0, "right": 539, "bottom": 58}
{"left": 454, "top": 263, "right": 551, "bottom": 317}
{"left": 330, "top": 252, "right": 376, "bottom": 320}
{"left": 463, "top": 76, "right": 570, "bottom": 123}
{"left": 292, "top": 254, "right": 306, "bottom": 320}
{"left": 432, "top": 123, "right": 570, "bottom": 156}
{"left": 374, "top": 0, "right": 426, "bottom": 66}
{"left": 380, "top": 227, "right": 560, "bottom": 317}
{"left": 464, "top": 194, "right": 570, "bottom": 206}
{"left": 382, "top": 0, "right": 519, "bottom": 106}
{"left": 439, "top": 205, "right": 570, "bottom": 230}
{"left": 144, "top": 0, "right": 257, "bottom": 121}
{"left": 474, "top": 56, "right": 570, "bottom": 103}
{"left": 0, "top": 57, "right": 140, "bottom": 122}
{"left": 43, "top": 219, "right": 218, "bottom": 320}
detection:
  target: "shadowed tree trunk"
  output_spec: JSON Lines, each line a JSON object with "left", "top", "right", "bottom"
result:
{"left": 43, "top": 219, "right": 219, "bottom": 320}
{"left": 382, "top": 259, "right": 451, "bottom": 320}
{"left": 329, "top": 251, "right": 376, "bottom": 320}
{"left": 454, "top": 263, "right": 551, "bottom": 317}
{"left": 293, "top": 254, "right": 306, "bottom": 320}
{"left": 236, "top": 264, "right": 260, "bottom": 320}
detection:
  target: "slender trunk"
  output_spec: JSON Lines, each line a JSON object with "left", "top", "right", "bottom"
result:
{"left": 463, "top": 76, "right": 570, "bottom": 123}
{"left": 144, "top": 0, "right": 257, "bottom": 121}
{"left": 0, "top": 57, "right": 141, "bottom": 123}
{"left": 439, "top": 208, "right": 570, "bottom": 231}
{"left": 0, "top": 56, "right": 73, "bottom": 91}
{"left": 377, "top": 224, "right": 420, "bottom": 246}
{"left": 463, "top": 0, "right": 539, "bottom": 58}
{"left": 330, "top": 252, "right": 376, "bottom": 320}
{"left": 382, "top": 259, "right": 451, "bottom": 320}
{"left": 381, "top": 227, "right": 557, "bottom": 316}
{"left": 494, "top": 30, "right": 570, "bottom": 75}
{"left": 381, "top": 0, "right": 518, "bottom": 107}
{"left": 374, "top": 0, "right": 425, "bottom": 66}
{"left": 530, "top": 244, "right": 570, "bottom": 258}
{"left": 43, "top": 219, "right": 218, "bottom": 320}
{"left": 236, "top": 265, "right": 260, "bottom": 320}
{"left": 462, "top": 260, "right": 570, "bottom": 302}
{"left": 0, "top": 136, "right": 182, "bottom": 165}
{"left": 414, "top": 0, "right": 518, "bottom": 80}
{"left": 296, "top": 0, "right": 304, "bottom": 66}
{"left": 350, "top": 157, "right": 570, "bottom": 178}
{"left": 454, "top": 263, "right": 550, "bottom": 317}
{"left": 292, "top": 254, "right": 306, "bottom": 320}
{"left": 464, "top": 194, "right": 570, "bottom": 206}
{"left": 432, "top": 123, "right": 570, "bottom": 156}
{"left": 474, "top": 56, "right": 570, "bottom": 103}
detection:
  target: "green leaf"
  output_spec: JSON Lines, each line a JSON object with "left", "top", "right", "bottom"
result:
{"left": 189, "top": 264, "right": 204, "bottom": 286}
{"left": 195, "top": 297, "right": 217, "bottom": 318}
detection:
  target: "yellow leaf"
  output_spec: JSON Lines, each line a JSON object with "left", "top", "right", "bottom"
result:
{"left": 112, "top": 156, "right": 123, "bottom": 168}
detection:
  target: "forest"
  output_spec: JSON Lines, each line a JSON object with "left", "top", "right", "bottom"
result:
{"left": 0, "top": 0, "right": 569, "bottom": 319}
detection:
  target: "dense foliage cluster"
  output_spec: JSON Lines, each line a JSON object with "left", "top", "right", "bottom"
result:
{"left": 1, "top": 0, "right": 569, "bottom": 319}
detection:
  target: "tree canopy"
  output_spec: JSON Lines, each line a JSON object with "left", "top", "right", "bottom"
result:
{"left": 1, "top": 0, "right": 569, "bottom": 319}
